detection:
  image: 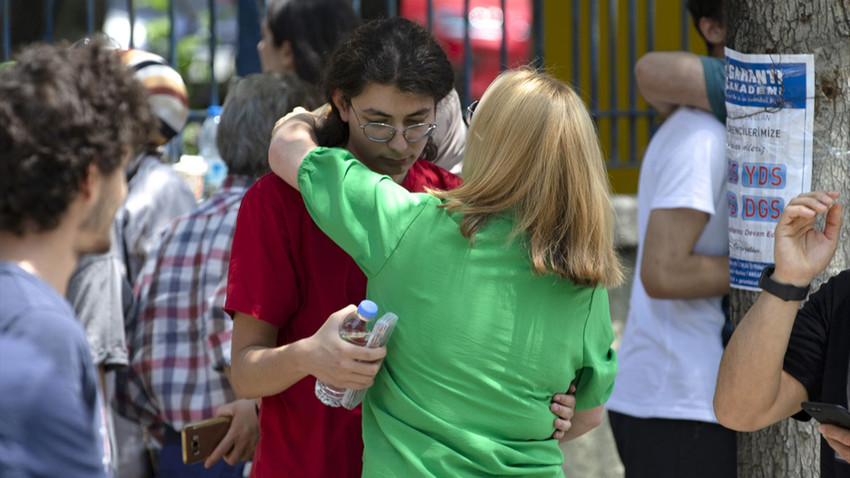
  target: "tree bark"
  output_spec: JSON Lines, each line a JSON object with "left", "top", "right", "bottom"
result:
{"left": 726, "top": 1, "right": 850, "bottom": 477}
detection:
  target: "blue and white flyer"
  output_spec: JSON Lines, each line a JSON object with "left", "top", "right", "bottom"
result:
{"left": 725, "top": 48, "right": 815, "bottom": 290}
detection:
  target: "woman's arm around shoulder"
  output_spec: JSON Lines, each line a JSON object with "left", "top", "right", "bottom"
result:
{"left": 268, "top": 108, "right": 321, "bottom": 191}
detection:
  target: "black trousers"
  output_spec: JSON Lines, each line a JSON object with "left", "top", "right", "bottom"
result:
{"left": 609, "top": 410, "right": 737, "bottom": 478}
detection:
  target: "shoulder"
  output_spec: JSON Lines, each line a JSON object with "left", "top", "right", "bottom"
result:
{"left": 1, "top": 265, "right": 75, "bottom": 322}
{"left": 130, "top": 156, "right": 196, "bottom": 205}
{"left": 242, "top": 173, "right": 304, "bottom": 214}
{"left": 669, "top": 108, "right": 725, "bottom": 137}
{"left": 805, "top": 269, "right": 850, "bottom": 316}
{"left": 653, "top": 109, "right": 726, "bottom": 165}
{"left": 404, "top": 160, "right": 463, "bottom": 192}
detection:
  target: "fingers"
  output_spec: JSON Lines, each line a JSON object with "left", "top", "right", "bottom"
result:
{"left": 780, "top": 192, "right": 836, "bottom": 224}
{"left": 204, "top": 431, "right": 234, "bottom": 469}
{"left": 328, "top": 357, "right": 385, "bottom": 390}
{"left": 820, "top": 424, "right": 850, "bottom": 445}
{"left": 824, "top": 201, "right": 843, "bottom": 240}
{"left": 820, "top": 424, "right": 850, "bottom": 462}
{"left": 550, "top": 399, "right": 575, "bottom": 421}
{"left": 223, "top": 440, "right": 244, "bottom": 467}
{"left": 327, "top": 304, "right": 358, "bottom": 325}
{"left": 550, "top": 385, "right": 577, "bottom": 439}
{"left": 775, "top": 192, "right": 841, "bottom": 245}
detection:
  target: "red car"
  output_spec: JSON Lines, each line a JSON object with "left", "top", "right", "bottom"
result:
{"left": 400, "top": 0, "right": 532, "bottom": 100}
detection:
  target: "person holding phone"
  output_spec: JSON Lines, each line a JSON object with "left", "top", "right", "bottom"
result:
{"left": 714, "top": 190, "right": 849, "bottom": 477}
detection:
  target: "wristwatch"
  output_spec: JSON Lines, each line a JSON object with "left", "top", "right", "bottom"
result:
{"left": 758, "top": 265, "right": 810, "bottom": 301}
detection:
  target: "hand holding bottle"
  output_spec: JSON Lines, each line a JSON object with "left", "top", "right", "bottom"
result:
{"left": 305, "top": 304, "right": 386, "bottom": 398}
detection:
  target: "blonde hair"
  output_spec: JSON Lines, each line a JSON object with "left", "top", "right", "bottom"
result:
{"left": 431, "top": 68, "right": 623, "bottom": 287}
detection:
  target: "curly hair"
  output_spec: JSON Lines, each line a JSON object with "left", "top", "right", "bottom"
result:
{"left": 0, "top": 40, "right": 155, "bottom": 235}
{"left": 316, "top": 17, "right": 454, "bottom": 162}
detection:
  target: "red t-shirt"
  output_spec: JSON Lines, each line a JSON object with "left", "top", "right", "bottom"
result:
{"left": 225, "top": 159, "right": 461, "bottom": 478}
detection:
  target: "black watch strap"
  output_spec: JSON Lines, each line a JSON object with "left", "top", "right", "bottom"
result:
{"left": 758, "top": 265, "right": 810, "bottom": 301}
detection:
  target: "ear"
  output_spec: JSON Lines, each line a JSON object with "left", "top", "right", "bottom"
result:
{"left": 698, "top": 17, "right": 726, "bottom": 51}
{"left": 332, "top": 89, "right": 350, "bottom": 123}
{"left": 279, "top": 40, "right": 296, "bottom": 73}
{"left": 79, "top": 162, "right": 101, "bottom": 204}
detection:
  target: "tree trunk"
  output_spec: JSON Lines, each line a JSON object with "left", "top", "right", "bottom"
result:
{"left": 726, "top": 1, "right": 850, "bottom": 477}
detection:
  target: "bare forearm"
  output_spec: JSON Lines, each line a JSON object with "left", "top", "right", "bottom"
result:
{"left": 714, "top": 293, "right": 804, "bottom": 430}
{"left": 268, "top": 113, "right": 320, "bottom": 190}
{"left": 558, "top": 406, "right": 604, "bottom": 443}
{"left": 230, "top": 340, "right": 310, "bottom": 399}
{"left": 635, "top": 51, "right": 711, "bottom": 116}
{"left": 642, "top": 253, "right": 729, "bottom": 299}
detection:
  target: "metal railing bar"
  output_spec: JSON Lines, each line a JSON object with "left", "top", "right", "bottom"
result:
{"left": 45, "top": 0, "right": 55, "bottom": 43}
{"left": 532, "top": 0, "right": 542, "bottom": 69}
{"left": 500, "top": 0, "right": 507, "bottom": 70}
{"left": 208, "top": 0, "right": 218, "bottom": 106}
{"left": 2, "top": 0, "right": 10, "bottom": 61}
{"left": 572, "top": 0, "right": 580, "bottom": 92}
{"left": 86, "top": 0, "right": 95, "bottom": 33}
{"left": 462, "top": 0, "right": 471, "bottom": 106}
{"left": 590, "top": 0, "right": 599, "bottom": 122}
{"left": 128, "top": 0, "right": 135, "bottom": 48}
{"left": 608, "top": 0, "right": 618, "bottom": 163}
{"left": 628, "top": 0, "right": 638, "bottom": 165}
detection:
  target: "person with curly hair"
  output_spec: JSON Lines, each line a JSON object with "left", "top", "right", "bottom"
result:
{"left": 0, "top": 40, "right": 155, "bottom": 477}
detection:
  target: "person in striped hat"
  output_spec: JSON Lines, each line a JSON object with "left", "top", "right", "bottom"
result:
{"left": 120, "top": 49, "right": 191, "bottom": 148}
{"left": 64, "top": 47, "right": 198, "bottom": 478}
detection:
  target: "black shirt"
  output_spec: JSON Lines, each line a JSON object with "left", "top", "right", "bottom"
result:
{"left": 784, "top": 269, "right": 850, "bottom": 478}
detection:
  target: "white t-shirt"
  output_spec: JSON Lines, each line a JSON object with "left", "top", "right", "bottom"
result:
{"left": 607, "top": 108, "right": 728, "bottom": 423}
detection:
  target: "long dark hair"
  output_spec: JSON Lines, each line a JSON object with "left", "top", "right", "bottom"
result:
{"left": 265, "top": 0, "right": 360, "bottom": 86}
{"left": 316, "top": 17, "right": 454, "bottom": 162}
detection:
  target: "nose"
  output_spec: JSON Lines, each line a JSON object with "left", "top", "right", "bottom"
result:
{"left": 387, "top": 129, "right": 409, "bottom": 154}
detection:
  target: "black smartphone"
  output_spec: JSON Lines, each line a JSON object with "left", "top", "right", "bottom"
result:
{"left": 801, "top": 401, "right": 850, "bottom": 429}
{"left": 181, "top": 416, "right": 231, "bottom": 465}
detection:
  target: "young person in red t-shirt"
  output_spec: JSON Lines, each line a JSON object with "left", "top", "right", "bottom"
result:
{"left": 225, "top": 17, "right": 575, "bottom": 477}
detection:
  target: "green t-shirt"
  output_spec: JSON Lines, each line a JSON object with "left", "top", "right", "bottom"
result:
{"left": 298, "top": 147, "right": 617, "bottom": 477}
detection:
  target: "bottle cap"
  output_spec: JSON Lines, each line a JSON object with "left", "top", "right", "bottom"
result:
{"left": 206, "top": 105, "right": 222, "bottom": 117}
{"left": 357, "top": 300, "right": 379, "bottom": 319}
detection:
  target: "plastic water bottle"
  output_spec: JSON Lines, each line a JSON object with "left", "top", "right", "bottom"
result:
{"left": 200, "top": 105, "right": 227, "bottom": 198}
{"left": 315, "top": 300, "right": 379, "bottom": 407}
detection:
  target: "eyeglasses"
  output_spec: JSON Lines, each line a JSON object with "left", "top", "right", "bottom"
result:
{"left": 465, "top": 100, "right": 479, "bottom": 126}
{"left": 349, "top": 106, "right": 437, "bottom": 143}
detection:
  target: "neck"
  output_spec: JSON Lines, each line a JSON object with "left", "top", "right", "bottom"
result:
{"left": 710, "top": 44, "right": 725, "bottom": 59}
{"left": 0, "top": 226, "right": 80, "bottom": 296}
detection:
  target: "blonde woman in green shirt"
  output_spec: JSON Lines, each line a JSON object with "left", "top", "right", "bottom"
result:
{"left": 270, "top": 68, "right": 622, "bottom": 476}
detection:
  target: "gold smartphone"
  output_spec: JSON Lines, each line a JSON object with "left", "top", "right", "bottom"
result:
{"left": 181, "top": 416, "right": 232, "bottom": 465}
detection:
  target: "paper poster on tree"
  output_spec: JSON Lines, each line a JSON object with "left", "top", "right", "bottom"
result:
{"left": 725, "top": 48, "right": 815, "bottom": 290}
